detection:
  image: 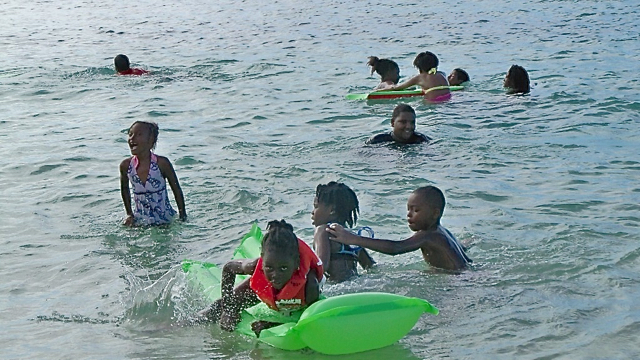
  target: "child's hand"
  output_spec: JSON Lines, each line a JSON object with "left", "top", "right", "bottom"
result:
{"left": 325, "top": 223, "right": 359, "bottom": 245}
{"left": 219, "top": 309, "right": 241, "bottom": 332}
{"left": 123, "top": 215, "right": 134, "bottom": 226}
{"left": 251, "top": 320, "right": 281, "bottom": 337}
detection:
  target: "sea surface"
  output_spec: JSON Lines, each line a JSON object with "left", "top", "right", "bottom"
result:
{"left": 1, "top": 0, "right": 639, "bottom": 359}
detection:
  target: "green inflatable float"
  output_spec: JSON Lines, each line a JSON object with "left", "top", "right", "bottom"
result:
{"left": 345, "top": 85, "right": 464, "bottom": 100}
{"left": 182, "top": 223, "right": 439, "bottom": 355}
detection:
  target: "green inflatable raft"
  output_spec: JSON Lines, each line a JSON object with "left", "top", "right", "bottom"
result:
{"left": 182, "top": 223, "right": 439, "bottom": 355}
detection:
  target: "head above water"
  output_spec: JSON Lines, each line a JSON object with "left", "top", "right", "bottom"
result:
{"left": 406, "top": 186, "right": 445, "bottom": 231}
{"left": 504, "top": 64, "right": 530, "bottom": 94}
{"left": 391, "top": 104, "right": 417, "bottom": 143}
{"left": 367, "top": 56, "right": 400, "bottom": 84}
{"left": 114, "top": 54, "right": 131, "bottom": 72}
{"left": 448, "top": 68, "right": 470, "bottom": 86}
{"left": 413, "top": 51, "right": 439, "bottom": 74}
{"left": 261, "top": 220, "right": 300, "bottom": 289}
{"left": 314, "top": 182, "right": 359, "bottom": 228}
{"left": 128, "top": 121, "right": 159, "bottom": 150}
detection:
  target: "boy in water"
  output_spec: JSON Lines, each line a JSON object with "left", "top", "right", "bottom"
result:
{"left": 326, "top": 186, "right": 471, "bottom": 271}
{"left": 114, "top": 54, "right": 150, "bottom": 76}
{"left": 366, "top": 104, "right": 430, "bottom": 145}
{"left": 447, "top": 68, "right": 470, "bottom": 86}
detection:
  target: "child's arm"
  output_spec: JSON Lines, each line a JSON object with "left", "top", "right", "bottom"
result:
{"left": 220, "top": 258, "right": 258, "bottom": 298}
{"left": 218, "top": 258, "right": 260, "bottom": 331}
{"left": 199, "top": 258, "right": 258, "bottom": 322}
{"left": 357, "top": 248, "right": 376, "bottom": 269}
{"left": 119, "top": 159, "right": 134, "bottom": 226}
{"left": 326, "top": 223, "right": 425, "bottom": 255}
{"left": 304, "top": 269, "right": 321, "bottom": 305}
{"left": 157, "top": 156, "right": 187, "bottom": 221}
{"left": 313, "top": 225, "right": 331, "bottom": 271}
{"left": 388, "top": 75, "right": 420, "bottom": 91}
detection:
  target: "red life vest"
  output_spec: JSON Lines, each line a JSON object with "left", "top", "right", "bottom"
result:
{"left": 250, "top": 239, "right": 324, "bottom": 311}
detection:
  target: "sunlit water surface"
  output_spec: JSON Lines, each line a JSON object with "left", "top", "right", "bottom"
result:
{"left": 1, "top": 0, "right": 639, "bottom": 359}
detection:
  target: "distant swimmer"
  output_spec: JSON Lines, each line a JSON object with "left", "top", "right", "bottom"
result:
{"left": 327, "top": 186, "right": 472, "bottom": 271}
{"left": 114, "top": 54, "right": 150, "bottom": 76}
{"left": 447, "top": 68, "right": 470, "bottom": 86}
{"left": 366, "top": 104, "right": 430, "bottom": 145}
{"left": 384, "top": 51, "right": 451, "bottom": 102}
{"left": 119, "top": 121, "right": 186, "bottom": 226}
{"left": 367, "top": 56, "right": 400, "bottom": 90}
{"left": 504, "top": 64, "right": 530, "bottom": 94}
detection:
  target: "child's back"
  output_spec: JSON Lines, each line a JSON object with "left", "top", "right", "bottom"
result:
{"left": 367, "top": 56, "right": 400, "bottom": 90}
{"left": 387, "top": 51, "right": 450, "bottom": 101}
{"left": 413, "top": 224, "right": 471, "bottom": 270}
{"left": 312, "top": 182, "right": 375, "bottom": 282}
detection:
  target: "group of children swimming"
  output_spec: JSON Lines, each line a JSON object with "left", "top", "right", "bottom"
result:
{"left": 116, "top": 50, "right": 500, "bottom": 336}
{"left": 368, "top": 51, "right": 531, "bottom": 96}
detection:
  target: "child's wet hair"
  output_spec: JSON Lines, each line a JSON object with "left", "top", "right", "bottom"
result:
{"left": 413, "top": 186, "right": 445, "bottom": 216}
{"left": 413, "top": 51, "right": 439, "bottom": 73}
{"left": 315, "top": 181, "right": 359, "bottom": 228}
{"left": 262, "top": 220, "right": 299, "bottom": 259}
{"left": 130, "top": 121, "right": 159, "bottom": 149}
{"left": 453, "top": 68, "right": 470, "bottom": 83}
{"left": 114, "top": 54, "right": 130, "bottom": 72}
{"left": 392, "top": 104, "right": 416, "bottom": 120}
{"left": 505, "top": 65, "right": 530, "bottom": 94}
{"left": 367, "top": 56, "right": 400, "bottom": 82}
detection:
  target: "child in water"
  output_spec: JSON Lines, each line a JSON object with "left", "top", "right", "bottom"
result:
{"left": 366, "top": 104, "right": 431, "bottom": 145}
{"left": 367, "top": 56, "right": 400, "bottom": 90}
{"left": 114, "top": 54, "right": 150, "bottom": 76}
{"left": 119, "top": 121, "right": 186, "bottom": 226}
{"left": 199, "top": 220, "right": 324, "bottom": 335}
{"left": 386, "top": 51, "right": 451, "bottom": 102}
{"left": 447, "top": 68, "right": 470, "bottom": 86}
{"left": 312, "top": 182, "right": 375, "bottom": 282}
{"left": 326, "top": 186, "right": 471, "bottom": 271}
{"left": 504, "top": 64, "right": 530, "bottom": 94}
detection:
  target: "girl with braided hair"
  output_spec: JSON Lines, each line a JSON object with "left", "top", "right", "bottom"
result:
{"left": 312, "top": 182, "right": 375, "bottom": 282}
{"left": 199, "top": 220, "right": 324, "bottom": 336}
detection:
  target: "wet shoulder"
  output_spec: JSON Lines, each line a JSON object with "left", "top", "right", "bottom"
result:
{"left": 367, "top": 132, "right": 394, "bottom": 144}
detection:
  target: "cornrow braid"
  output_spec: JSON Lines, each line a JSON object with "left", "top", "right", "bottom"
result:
{"left": 315, "top": 181, "right": 359, "bottom": 228}
{"left": 261, "top": 219, "right": 299, "bottom": 256}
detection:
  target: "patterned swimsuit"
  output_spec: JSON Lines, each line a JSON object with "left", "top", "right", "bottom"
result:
{"left": 127, "top": 153, "right": 176, "bottom": 225}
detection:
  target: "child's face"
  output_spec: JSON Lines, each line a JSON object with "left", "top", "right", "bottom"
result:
{"left": 128, "top": 123, "right": 154, "bottom": 155}
{"left": 448, "top": 70, "right": 461, "bottom": 86}
{"left": 391, "top": 112, "right": 416, "bottom": 143}
{"left": 503, "top": 73, "right": 512, "bottom": 88}
{"left": 261, "top": 248, "right": 297, "bottom": 290}
{"left": 406, "top": 192, "right": 438, "bottom": 231}
{"left": 311, "top": 197, "right": 333, "bottom": 227}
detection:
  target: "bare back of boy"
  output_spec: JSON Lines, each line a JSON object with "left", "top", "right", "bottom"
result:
{"left": 412, "top": 225, "right": 470, "bottom": 270}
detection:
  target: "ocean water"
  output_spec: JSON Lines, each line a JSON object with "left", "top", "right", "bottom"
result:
{"left": 1, "top": 0, "right": 639, "bottom": 358}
